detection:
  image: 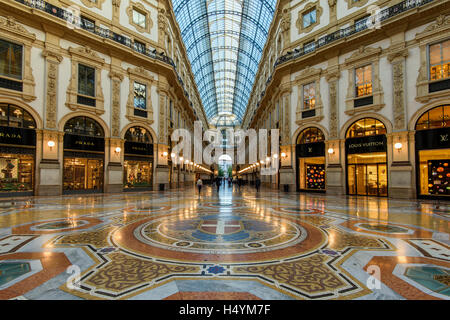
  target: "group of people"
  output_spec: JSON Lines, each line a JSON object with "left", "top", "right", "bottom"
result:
{"left": 196, "top": 176, "right": 261, "bottom": 194}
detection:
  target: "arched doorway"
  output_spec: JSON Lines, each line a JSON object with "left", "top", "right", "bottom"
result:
{"left": 0, "top": 103, "right": 36, "bottom": 196}
{"left": 415, "top": 105, "right": 450, "bottom": 198}
{"left": 123, "top": 126, "right": 154, "bottom": 191}
{"left": 295, "top": 127, "right": 326, "bottom": 192}
{"left": 345, "top": 118, "right": 388, "bottom": 197}
{"left": 63, "top": 116, "right": 105, "bottom": 194}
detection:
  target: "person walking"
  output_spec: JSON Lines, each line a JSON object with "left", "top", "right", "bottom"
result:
{"left": 255, "top": 177, "right": 261, "bottom": 192}
{"left": 215, "top": 177, "right": 221, "bottom": 192}
{"left": 196, "top": 178, "right": 203, "bottom": 195}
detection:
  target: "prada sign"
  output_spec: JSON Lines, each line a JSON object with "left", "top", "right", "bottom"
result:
{"left": 415, "top": 127, "right": 450, "bottom": 150}
{"left": 0, "top": 126, "right": 36, "bottom": 146}
{"left": 125, "top": 141, "right": 153, "bottom": 156}
{"left": 346, "top": 135, "right": 387, "bottom": 154}
{"left": 64, "top": 133, "right": 105, "bottom": 152}
{"left": 296, "top": 142, "right": 325, "bottom": 157}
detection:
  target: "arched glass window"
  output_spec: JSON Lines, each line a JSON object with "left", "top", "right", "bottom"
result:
{"left": 415, "top": 105, "right": 450, "bottom": 131}
{"left": 0, "top": 103, "right": 36, "bottom": 129}
{"left": 346, "top": 118, "right": 386, "bottom": 138}
{"left": 64, "top": 116, "right": 104, "bottom": 137}
{"left": 125, "top": 126, "right": 153, "bottom": 144}
{"left": 297, "top": 127, "right": 325, "bottom": 144}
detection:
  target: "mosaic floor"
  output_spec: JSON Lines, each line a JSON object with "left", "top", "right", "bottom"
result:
{"left": 0, "top": 185, "right": 449, "bottom": 300}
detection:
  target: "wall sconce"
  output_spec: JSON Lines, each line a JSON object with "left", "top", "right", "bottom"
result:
{"left": 47, "top": 140, "right": 55, "bottom": 150}
{"left": 280, "top": 152, "right": 287, "bottom": 159}
{"left": 162, "top": 151, "right": 168, "bottom": 157}
{"left": 273, "top": 154, "right": 279, "bottom": 159}
{"left": 265, "top": 157, "right": 270, "bottom": 162}
{"left": 394, "top": 142, "right": 403, "bottom": 151}
{"left": 328, "top": 148, "right": 335, "bottom": 155}
{"left": 171, "top": 153, "right": 175, "bottom": 158}
{"left": 260, "top": 160, "right": 264, "bottom": 164}
{"left": 115, "top": 147, "right": 121, "bottom": 154}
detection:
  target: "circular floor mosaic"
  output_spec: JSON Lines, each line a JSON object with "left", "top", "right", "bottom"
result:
{"left": 113, "top": 211, "right": 326, "bottom": 263}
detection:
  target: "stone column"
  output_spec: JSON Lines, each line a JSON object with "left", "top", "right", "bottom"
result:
{"left": 37, "top": 48, "right": 63, "bottom": 196}
{"left": 325, "top": 67, "right": 345, "bottom": 195}
{"left": 387, "top": 45, "right": 414, "bottom": 198}
{"left": 155, "top": 83, "right": 170, "bottom": 190}
{"left": 279, "top": 88, "right": 295, "bottom": 191}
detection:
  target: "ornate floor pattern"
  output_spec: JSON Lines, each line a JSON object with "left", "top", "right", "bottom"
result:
{"left": 0, "top": 185, "right": 448, "bottom": 300}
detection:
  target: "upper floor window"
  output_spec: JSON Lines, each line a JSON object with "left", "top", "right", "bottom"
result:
{"left": 303, "top": 82, "right": 316, "bottom": 110}
{"left": 0, "top": 39, "right": 22, "bottom": 80}
{"left": 302, "top": 8, "right": 317, "bottom": 29}
{"left": 429, "top": 39, "right": 450, "bottom": 81}
{"left": 355, "top": 64, "right": 372, "bottom": 97}
{"left": 133, "top": 8, "right": 147, "bottom": 29}
{"left": 78, "top": 64, "right": 95, "bottom": 97}
{"left": 133, "top": 82, "right": 147, "bottom": 110}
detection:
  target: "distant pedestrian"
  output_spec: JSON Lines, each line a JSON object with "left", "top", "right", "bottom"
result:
{"left": 197, "top": 178, "right": 203, "bottom": 194}
{"left": 215, "top": 177, "right": 221, "bottom": 191}
{"left": 255, "top": 177, "right": 261, "bottom": 192}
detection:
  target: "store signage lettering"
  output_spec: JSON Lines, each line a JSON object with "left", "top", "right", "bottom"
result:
{"left": 64, "top": 133, "right": 104, "bottom": 152}
{"left": 0, "top": 126, "right": 36, "bottom": 146}
{"left": 415, "top": 127, "right": 450, "bottom": 150}
{"left": 125, "top": 141, "right": 153, "bottom": 156}
{"left": 345, "top": 135, "right": 386, "bottom": 154}
{"left": 348, "top": 141, "right": 384, "bottom": 149}
{"left": 296, "top": 142, "right": 325, "bottom": 157}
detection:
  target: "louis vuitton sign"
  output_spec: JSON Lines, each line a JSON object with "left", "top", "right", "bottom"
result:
{"left": 415, "top": 127, "right": 450, "bottom": 150}
{"left": 346, "top": 135, "right": 387, "bottom": 154}
{"left": 296, "top": 142, "right": 325, "bottom": 157}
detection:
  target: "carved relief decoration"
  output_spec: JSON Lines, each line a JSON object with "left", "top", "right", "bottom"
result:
{"left": 109, "top": 71, "right": 124, "bottom": 137}
{"left": 80, "top": 0, "right": 106, "bottom": 10}
{"left": 326, "top": 69, "right": 340, "bottom": 139}
{"left": 42, "top": 50, "right": 63, "bottom": 129}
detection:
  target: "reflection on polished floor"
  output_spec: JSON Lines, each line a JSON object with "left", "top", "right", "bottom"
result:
{"left": 0, "top": 185, "right": 449, "bottom": 300}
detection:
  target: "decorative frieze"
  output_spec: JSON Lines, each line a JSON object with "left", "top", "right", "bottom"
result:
{"left": 109, "top": 71, "right": 124, "bottom": 138}
{"left": 42, "top": 50, "right": 63, "bottom": 129}
{"left": 388, "top": 48, "right": 408, "bottom": 130}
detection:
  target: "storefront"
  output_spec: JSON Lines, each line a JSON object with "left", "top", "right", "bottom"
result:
{"left": 63, "top": 116, "right": 105, "bottom": 194}
{"left": 345, "top": 118, "right": 388, "bottom": 197}
{"left": 295, "top": 127, "right": 326, "bottom": 192}
{"left": 0, "top": 104, "right": 36, "bottom": 196}
{"left": 123, "top": 126, "right": 154, "bottom": 191}
{"left": 415, "top": 105, "right": 450, "bottom": 199}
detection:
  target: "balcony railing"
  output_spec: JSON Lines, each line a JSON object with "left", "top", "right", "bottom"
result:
{"left": 247, "top": 0, "right": 436, "bottom": 126}
{"left": 13, "top": 0, "right": 190, "bottom": 101}
{"left": 274, "top": 0, "right": 435, "bottom": 68}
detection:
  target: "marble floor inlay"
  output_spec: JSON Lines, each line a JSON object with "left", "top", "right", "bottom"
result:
{"left": 0, "top": 185, "right": 449, "bottom": 300}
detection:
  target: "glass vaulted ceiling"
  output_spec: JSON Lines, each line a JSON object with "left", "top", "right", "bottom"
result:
{"left": 172, "top": 0, "right": 276, "bottom": 126}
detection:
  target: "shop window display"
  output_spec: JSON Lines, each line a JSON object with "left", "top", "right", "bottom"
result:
{"left": 0, "top": 154, "right": 33, "bottom": 193}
